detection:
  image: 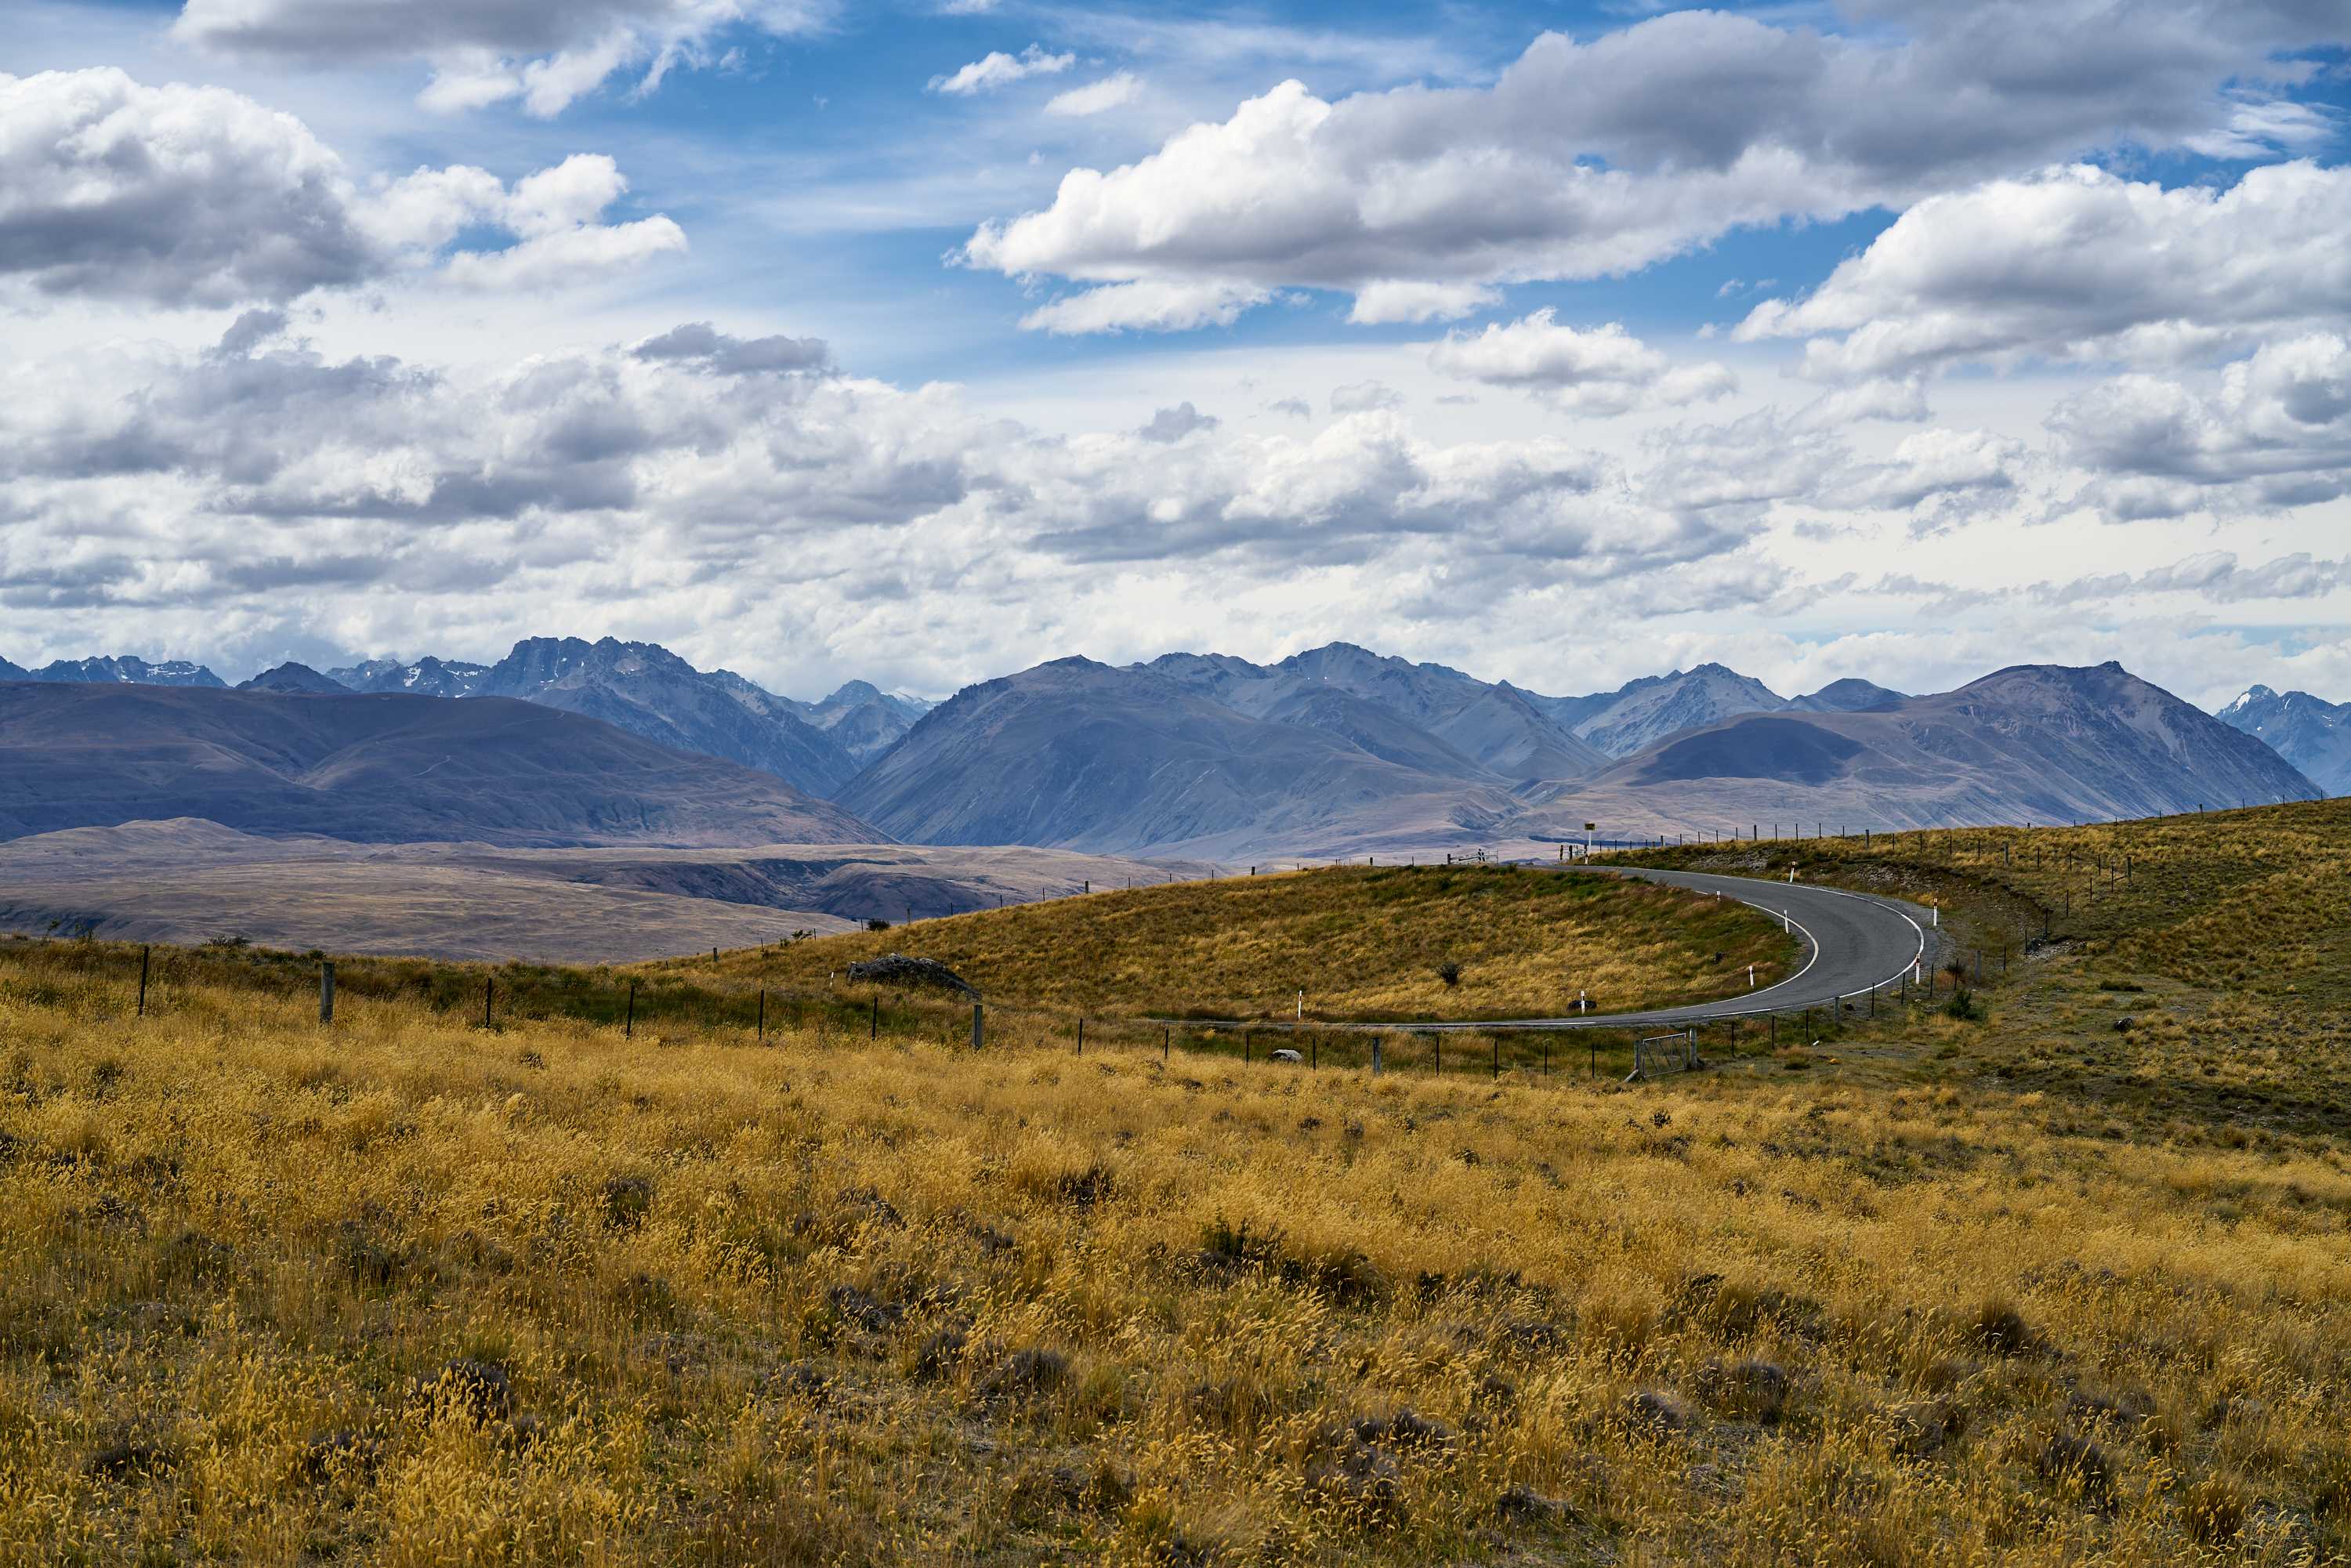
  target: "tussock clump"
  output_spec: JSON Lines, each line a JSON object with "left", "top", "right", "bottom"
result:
{"left": 600, "top": 1174, "right": 654, "bottom": 1229}
{"left": 1007, "top": 1459, "right": 1132, "bottom": 1525}
{"left": 85, "top": 1442, "right": 174, "bottom": 1481}
{"left": 1618, "top": 1390, "right": 1687, "bottom": 1439}
{"left": 1694, "top": 1357, "right": 1793, "bottom": 1425}
{"left": 1303, "top": 1415, "right": 1451, "bottom": 1526}
{"left": 976, "top": 1346, "right": 1068, "bottom": 1403}
{"left": 331, "top": 1219, "right": 411, "bottom": 1290}
{"left": 2066, "top": 1388, "right": 2154, "bottom": 1429}
{"left": 2028, "top": 1429, "right": 2115, "bottom": 1507}
{"left": 157, "top": 1227, "right": 234, "bottom": 1287}
{"left": 1671, "top": 1272, "right": 1825, "bottom": 1344}
{"left": 1968, "top": 1298, "right": 2049, "bottom": 1357}
{"left": 1495, "top": 1483, "right": 1575, "bottom": 1524}
{"left": 911, "top": 1327, "right": 966, "bottom": 1382}
{"left": 1884, "top": 1397, "right": 1967, "bottom": 1461}
{"left": 2184, "top": 1471, "right": 2249, "bottom": 1545}
{"left": 415, "top": 1359, "right": 513, "bottom": 1425}
{"left": 1026, "top": 1161, "right": 1113, "bottom": 1211}
{"left": 823, "top": 1283, "right": 904, "bottom": 1335}
{"left": 295, "top": 1429, "right": 379, "bottom": 1485}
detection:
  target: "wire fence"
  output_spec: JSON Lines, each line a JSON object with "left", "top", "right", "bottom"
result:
{"left": 0, "top": 925, "right": 2012, "bottom": 1092}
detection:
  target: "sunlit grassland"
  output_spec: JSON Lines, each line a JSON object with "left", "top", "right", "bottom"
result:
{"left": 663, "top": 864, "right": 1793, "bottom": 1022}
{"left": 2, "top": 804, "right": 2349, "bottom": 1563}
{"left": 1600, "top": 797, "right": 2351, "bottom": 1136}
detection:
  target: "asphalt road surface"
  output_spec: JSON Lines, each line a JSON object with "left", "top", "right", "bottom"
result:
{"left": 1196, "top": 866, "right": 1940, "bottom": 1034}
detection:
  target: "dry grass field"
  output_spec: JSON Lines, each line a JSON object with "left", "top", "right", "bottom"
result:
{"left": 673, "top": 864, "right": 1795, "bottom": 1022}
{"left": 0, "top": 820, "right": 1212, "bottom": 964}
{"left": 2, "top": 805, "right": 2349, "bottom": 1564}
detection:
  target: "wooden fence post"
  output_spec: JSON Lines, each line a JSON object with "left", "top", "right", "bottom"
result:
{"left": 972, "top": 1002, "right": 984, "bottom": 1052}
{"left": 136, "top": 946, "right": 150, "bottom": 1018}
{"left": 626, "top": 980, "right": 636, "bottom": 1037}
{"left": 483, "top": 976, "right": 493, "bottom": 1029}
{"left": 319, "top": 961, "right": 335, "bottom": 1025}
{"left": 758, "top": 988, "right": 766, "bottom": 1041}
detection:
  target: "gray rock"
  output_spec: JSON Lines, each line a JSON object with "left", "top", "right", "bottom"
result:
{"left": 845, "top": 954, "right": 977, "bottom": 998}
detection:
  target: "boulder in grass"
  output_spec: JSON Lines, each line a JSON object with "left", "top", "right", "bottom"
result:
{"left": 845, "top": 954, "right": 978, "bottom": 998}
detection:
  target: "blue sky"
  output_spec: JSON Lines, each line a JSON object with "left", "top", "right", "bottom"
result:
{"left": 3, "top": 0, "right": 2349, "bottom": 706}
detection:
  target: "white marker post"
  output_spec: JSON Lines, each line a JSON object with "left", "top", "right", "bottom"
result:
{"left": 1781, "top": 909, "right": 1790, "bottom": 932}
{"left": 1748, "top": 964, "right": 1755, "bottom": 988}
{"left": 1296, "top": 990, "right": 1303, "bottom": 1023}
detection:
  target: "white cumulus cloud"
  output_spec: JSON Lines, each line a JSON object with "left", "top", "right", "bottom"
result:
{"left": 959, "top": 2, "right": 2347, "bottom": 332}
{"left": 1737, "top": 162, "right": 2351, "bottom": 379}
{"left": 1428, "top": 312, "right": 1737, "bottom": 414}
{"left": 0, "top": 71, "right": 683, "bottom": 308}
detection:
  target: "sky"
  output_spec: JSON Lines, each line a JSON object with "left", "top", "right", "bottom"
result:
{"left": 3, "top": 0, "right": 2349, "bottom": 710}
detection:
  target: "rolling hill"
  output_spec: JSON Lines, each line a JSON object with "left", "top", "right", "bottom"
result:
{"left": 0, "top": 683, "right": 878, "bottom": 848}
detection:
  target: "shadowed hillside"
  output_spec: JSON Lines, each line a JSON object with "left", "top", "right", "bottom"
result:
{"left": 0, "top": 683, "right": 878, "bottom": 848}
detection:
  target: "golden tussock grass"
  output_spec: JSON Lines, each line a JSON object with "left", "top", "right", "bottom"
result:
{"left": 3, "top": 804, "right": 2349, "bottom": 1563}
{"left": 673, "top": 864, "right": 1792, "bottom": 1022}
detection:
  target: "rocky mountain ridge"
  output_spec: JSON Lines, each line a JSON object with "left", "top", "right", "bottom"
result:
{"left": 2217, "top": 685, "right": 2351, "bottom": 795}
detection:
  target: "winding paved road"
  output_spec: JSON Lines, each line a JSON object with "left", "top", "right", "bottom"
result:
{"left": 1193, "top": 866, "right": 1940, "bottom": 1034}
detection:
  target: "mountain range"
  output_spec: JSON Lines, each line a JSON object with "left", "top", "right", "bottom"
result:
{"left": 0, "top": 654, "right": 227, "bottom": 687}
{"left": 324, "top": 640, "right": 930, "bottom": 770}
{"left": 840, "top": 654, "right": 2320, "bottom": 856}
{"left": 0, "top": 683, "right": 875, "bottom": 848}
{"left": 1509, "top": 662, "right": 2317, "bottom": 846}
{"left": 5, "top": 638, "right": 2335, "bottom": 860}
{"left": 7, "top": 641, "right": 933, "bottom": 795}
{"left": 2217, "top": 686, "right": 2351, "bottom": 795}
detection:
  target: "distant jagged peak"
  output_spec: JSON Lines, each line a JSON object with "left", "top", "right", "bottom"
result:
{"left": 27, "top": 654, "right": 226, "bottom": 689}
